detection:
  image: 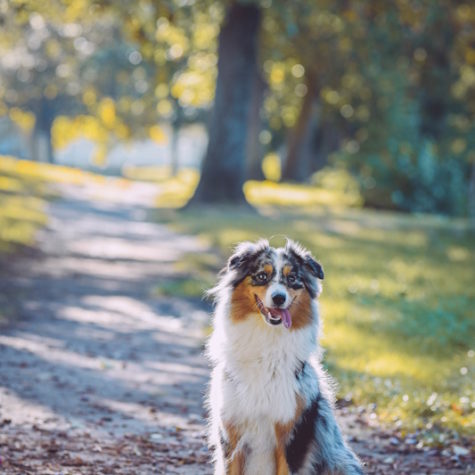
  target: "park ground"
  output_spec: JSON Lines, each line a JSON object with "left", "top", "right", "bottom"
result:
{"left": 0, "top": 157, "right": 473, "bottom": 474}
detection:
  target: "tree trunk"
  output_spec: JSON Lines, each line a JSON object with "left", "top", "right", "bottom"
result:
{"left": 418, "top": 4, "right": 452, "bottom": 141}
{"left": 189, "top": 3, "right": 261, "bottom": 204}
{"left": 32, "top": 97, "right": 55, "bottom": 163}
{"left": 282, "top": 70, "right": 319, "bottom": 182}
{"left": 246, "top": 71, "right": 266, "bottom": 180}
{"left": 310, "top": 122, "right": 341, "bottom": 174}
{"left": 469, "top": 162, "right": 475, "bottom": 219}
{"left": 170, "top": 122, "right": 180, "bottom": 176}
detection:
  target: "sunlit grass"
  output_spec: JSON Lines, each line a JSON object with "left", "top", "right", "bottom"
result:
{"left": 152, "top": 203, "right": 475, "bottom": 438}
{"left": 0, "top": 155, "right": 106, "bottom": 253}
{"left": 245, "top": 180, "right": 362, "bottom": 208}
{"left": 124, "top": 164, "right": 363, "bottom": 209}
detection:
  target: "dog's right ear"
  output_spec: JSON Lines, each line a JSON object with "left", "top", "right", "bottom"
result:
{"left": 228, "top": 250, "right": 249, "bottom": 270}
{"left": 228, "top": 239, "right": 269, "bottom": 271}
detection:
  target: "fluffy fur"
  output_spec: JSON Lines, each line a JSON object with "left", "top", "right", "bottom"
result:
{"left": 206, "top": 239, "right": 364, "bottom": 475}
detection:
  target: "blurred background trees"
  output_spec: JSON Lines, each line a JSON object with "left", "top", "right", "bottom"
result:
{"left": 0, "top": 0, "right": 474, "bottom": 214}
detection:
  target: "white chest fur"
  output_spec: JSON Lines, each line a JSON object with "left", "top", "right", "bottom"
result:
{"left": 209, "top": 316, "right": 316, "bottom": 475}
{"left": 213, "top": 313, "right": 316, "bottom": 420}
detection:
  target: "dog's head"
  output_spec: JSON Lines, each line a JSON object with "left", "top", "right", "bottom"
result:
{"left": 217, "top": 239, "right": 323, "bottom": 330}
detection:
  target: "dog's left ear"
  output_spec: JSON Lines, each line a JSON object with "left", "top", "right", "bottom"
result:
{"left": 285, "top": 239, "right": 324, "bottom": 298}
{"left": 304, "top": 256, "right": 324, "bottom": 280}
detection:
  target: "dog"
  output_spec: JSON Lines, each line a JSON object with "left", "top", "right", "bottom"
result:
{"left": 206, "top": 239, "right": 363, "bottom": 475}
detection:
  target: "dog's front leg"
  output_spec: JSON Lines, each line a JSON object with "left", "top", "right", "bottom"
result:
{"left": 219, "top": 422, "right": 248, "bottom": 475}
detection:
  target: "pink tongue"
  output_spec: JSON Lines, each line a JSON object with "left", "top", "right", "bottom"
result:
{"left": 267, "top": 306, "right": 292, "bottom": 329}
{"left": 281, "top": 309, "right": 292, "bottom": 329}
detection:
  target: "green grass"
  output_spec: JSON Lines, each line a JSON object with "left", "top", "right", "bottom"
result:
{"left": 152, "top": 203, "right": 475, "bottom": 439}
{"left": 0, "top": 157, "right": 52, "bottom": 254}
{"left": 0, "top": 155, "right": 124, "bottom": 255}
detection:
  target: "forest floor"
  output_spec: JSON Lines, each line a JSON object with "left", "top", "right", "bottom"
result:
{"left": 0, "top": 177, "right": 472, "bottom": 474}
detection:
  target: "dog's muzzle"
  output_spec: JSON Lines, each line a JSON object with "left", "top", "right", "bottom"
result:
{"left": 254, "top": 294, "right": 292, "bottom": 329}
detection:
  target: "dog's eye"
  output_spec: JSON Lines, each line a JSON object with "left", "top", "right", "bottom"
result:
{"left": 287, "top": 274, "right": 297, "bottom": 284}
{"left": 255, "top": 272, "right": 268, "bottom": 283}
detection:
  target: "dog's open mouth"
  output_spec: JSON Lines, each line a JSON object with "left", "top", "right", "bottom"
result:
{"left": 254, "top": 294, "right": 292, "bottom": 329}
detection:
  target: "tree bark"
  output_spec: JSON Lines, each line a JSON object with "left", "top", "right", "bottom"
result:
{"left": 282, "top": 70, "right": 319, "bottom": 182}
{"left": 469, "top": 162, "right": 475, "bottom": 219}
{"left": 246, "top": 71, "right": 266, "bottom": 180}
{"left": 31, "top": 97, "right": 55, "bottom": 163}
{"left": 310, "top": 122, "right": 341, "bottom": 174}
{"left": 189, "top": 3, "right": 261, "bottom": 204}
{"left": 170, "top": 124, "right": 179, "bottom": 176}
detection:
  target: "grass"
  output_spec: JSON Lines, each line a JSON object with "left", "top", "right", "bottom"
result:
{"left": 0, "top": 155, "right": 109, "bottom": 253}
{"left": 2, "top": 158, "right": 473, "bottom": 440}
{"left": 148, "top": 176, "right": 475, "bottom": 440}
{"left": 0, "top": 157, "right": 52, "bottom": 254}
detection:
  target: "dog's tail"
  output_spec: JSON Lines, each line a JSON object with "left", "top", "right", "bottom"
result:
{"left": 310, "top": 392, "right": 364, "bottom": 474}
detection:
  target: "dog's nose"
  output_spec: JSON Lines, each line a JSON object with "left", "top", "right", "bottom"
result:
{"left": 272, "top": 293, "right": 286, "bottom": 306}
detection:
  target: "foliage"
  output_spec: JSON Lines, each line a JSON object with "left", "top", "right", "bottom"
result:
{"left": 1, "top": 0, "right": 474, "bottom": 213}
{"left": 152, "top": 200, "right": 475, "bottom": 439}
{"left": 258, "top": 1, "right": 475, "bottom": 214}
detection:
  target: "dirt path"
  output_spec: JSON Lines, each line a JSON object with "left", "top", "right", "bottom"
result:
{"left": 0, "top": 180, "right": 472, "bottom": 474}
{"left": 0, "top": 180, "right": 210, "bottom": 474}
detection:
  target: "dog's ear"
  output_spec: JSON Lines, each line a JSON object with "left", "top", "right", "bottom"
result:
{"left": 304, "top": 256, "right": 324, "bottom": 280}
{"left": 228, "top": 239, "right": 269, "bottom": 271}
{"left": 228, "top": 248, "right": 250, "bottom": 271}
{"left": 285, "top": 239, "right": 323, "bottom": 297}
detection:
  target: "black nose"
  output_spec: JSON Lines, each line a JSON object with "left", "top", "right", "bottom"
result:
{"left": 272, "top": 293, "right": 286, "bottom": 306}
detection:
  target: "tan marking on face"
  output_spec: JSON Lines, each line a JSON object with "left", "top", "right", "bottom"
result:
{"left": 282, "top": 265, "right": 292, "bottom": 277}
{"left": 289, "top": 288, "right": 313, "bottom": 330}
{"left": 223, "top": 421, "right": 247, "bottom": 474}
{"left": 263, "top": 263, "right": 274, "bottom": 276}
{"left": 274, "top": 395, "right": 305, "bottom": 474}
{"left": 230, "top": 278, "right": 267, "bottom": 326}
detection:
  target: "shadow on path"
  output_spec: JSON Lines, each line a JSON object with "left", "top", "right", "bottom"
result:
{"left": 0, "top": 180, "right": 211, "bottom": 474}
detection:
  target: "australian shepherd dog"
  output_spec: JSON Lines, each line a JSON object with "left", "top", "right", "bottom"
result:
{"left": 206, "top": 239, "right": 363, "bottom": 475}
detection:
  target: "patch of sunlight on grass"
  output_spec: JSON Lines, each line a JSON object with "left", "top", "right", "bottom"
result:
{"left": 0, "top": 155, "right": 107, "bottom": 187}
{"left": 0, "top": 176, "right": 24, "bottom": 193}
{"left": 0, "top": 155, "right": 117, "bottom": 253}
{"left": 244, "top": 180, "right": 362, "bottom": 208}
{"left": 155, "top": 169, "right": 199, "bottom": 208}
{"left": 153, "top": 204, "right": 475, "bottom": 437}
{"left": 122, "top": 165, "right": 173, "bottom": 182}
{"left": 126, "top": 166, "right": 363, "bottom": 209}
{"left": 125, "top": 166, "right": 199, "bottom": 208}
{"left": 447, "top": 246, "right": 470, "bottom": 262}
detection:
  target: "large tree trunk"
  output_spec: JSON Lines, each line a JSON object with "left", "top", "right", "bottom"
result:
{"left": 309, "top": 122, "right": 342, "bottom": 174}
{"left": 418, "top": 4, "right": 452, "bottom": 141}
{"left": 31, "top": 97, "right": 55, "bottom": 163}
{"left": 469, "top": 163, "right": 475, "bottom": 219}
{"left": 282, "top": 70, "right": 319, "bottom": 182}
{"left": 189, "top": 3, "right": 261, "bottom": 204}
{"left": 246, "top": 71, "right": 266, "bottom": 180}
{"left": 170, "top": 124, "right": 179, "bottom": 176}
